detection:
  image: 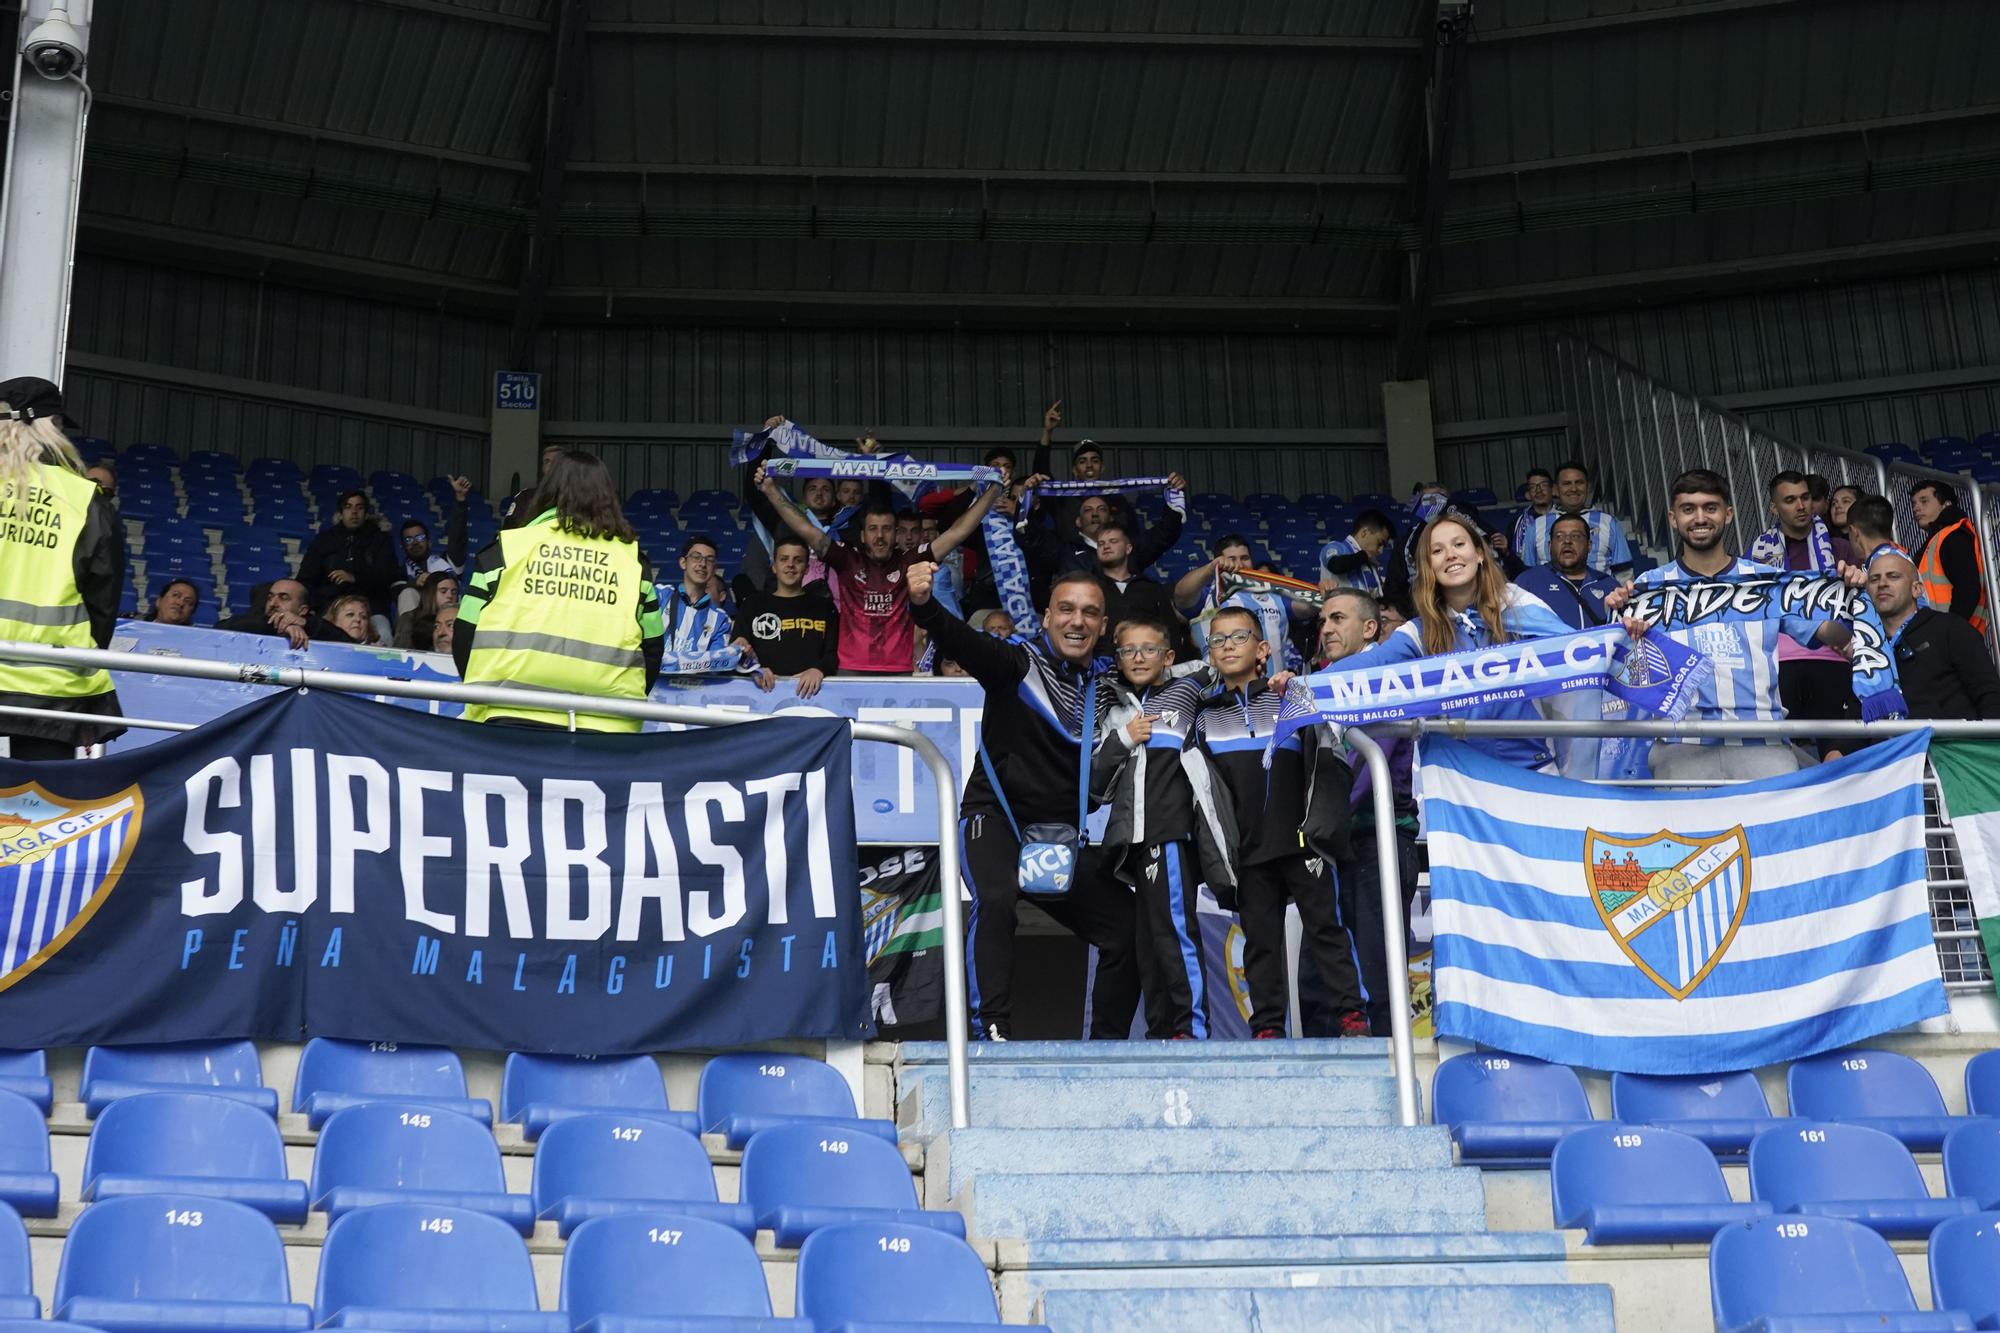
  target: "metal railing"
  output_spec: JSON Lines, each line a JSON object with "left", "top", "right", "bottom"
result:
{"left": 1554, "top": 334, "right": 2000, "bottom": 667}
{"left": 0, "top": 639, "right": 976, "bottom": 1130}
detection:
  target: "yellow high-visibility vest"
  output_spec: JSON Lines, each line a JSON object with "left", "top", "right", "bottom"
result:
{"left": 0, "top": 462, "right": 114, "bottom": 702}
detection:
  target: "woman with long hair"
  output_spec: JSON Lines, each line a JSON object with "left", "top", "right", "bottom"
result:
{"left": 0, "top": 377, "right": 125, "bottom": 759}
{"left": 1328, "top": 512, "right": 1642, "bottom": 770}
{"left": 391, "top": 570, "right": 460, "bottom": 650}
{"left": 1828, "top": 484, "right": 1865, "bottom": 542}
{"left": 452, "top": 449, "right": 665, "bottom": 731}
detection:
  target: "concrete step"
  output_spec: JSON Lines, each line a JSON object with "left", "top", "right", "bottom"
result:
{"left": 1036, "top": 1282, "right": 1617, "bottom": 1332}
{"left": 963, "top": 1167, "right": 1486, "bottom": 1241}
{"left": 899, "top": 1037, "right": 1393, "bottom": 1075}
{"left": 936, "top": 1125, "right": 1452, "bottom": 1198}
{"left": 904, "top": 1069, "right": 1399, "bottom": 1136}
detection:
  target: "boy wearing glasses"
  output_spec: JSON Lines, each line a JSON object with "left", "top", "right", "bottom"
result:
{"left": 1195, "top": 608, "right": 1368, "bottom": 1039}
{"left": 1091, "top": 617, "right": 1237, "bottom": 1040}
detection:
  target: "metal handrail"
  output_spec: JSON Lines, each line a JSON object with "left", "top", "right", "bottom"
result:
{"left": 0, "top": 638, "right": 976, "bottom": 1130}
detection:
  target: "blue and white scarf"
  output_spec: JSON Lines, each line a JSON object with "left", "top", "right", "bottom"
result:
{"left": 731, "top": 419, "right": 870, "bottom": 468}
{"left": 1022, "top": 476, "right": 1187, "bottom": 520}
{"left": 1748, "top": 515, "right": 1838, "bottom": 571}
{"left": 983, "top": 505, "right": 1040, "bottom": 636}
{"left": 760, "top": 455, "right": 1001, "bottom": 490}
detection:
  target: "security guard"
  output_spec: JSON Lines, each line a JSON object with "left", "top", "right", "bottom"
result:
{"left": 0, "top": 377, "right": 124, "bottom": 760}
{"left": 453, "top": 449, "right": 665, "bottom": 730}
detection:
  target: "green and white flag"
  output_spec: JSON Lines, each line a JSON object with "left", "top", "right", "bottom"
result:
{"left": 858, "top": 847, "right": 946, "bottom": 1028}
{"left": 1931, "top": 739, "right": 2000, "bottom": 1001}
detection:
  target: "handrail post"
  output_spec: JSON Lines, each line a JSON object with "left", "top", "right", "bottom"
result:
{"left": 1345, "top": 727, "right": 1420, "bottom": 1127}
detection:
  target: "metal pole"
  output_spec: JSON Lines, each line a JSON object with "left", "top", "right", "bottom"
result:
{"left": 1346, "top": 728, "right": 1419, "bottom": 1128}
{"left": 0, "top": 637, "right": 978, "bottom": 1126}
{"left": 0, "top": 701, "right": 192, "bottom": 732}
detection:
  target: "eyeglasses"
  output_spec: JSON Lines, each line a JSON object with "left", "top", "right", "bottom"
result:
{"left": 402, "top": 533, "right": 427, "bottom": 545}
{"left": 1209, "top": 629, "right": 1258, "bottom": 648}
{"left": 1113, "top": 644, "right": 1168, "bottom": 660}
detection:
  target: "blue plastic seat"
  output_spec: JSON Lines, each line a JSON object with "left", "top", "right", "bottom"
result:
{"left": 561, "top": 1213, "right": 809, "bottom": 1331}
{"left": 0, "top": 1051, "right": 51, "bottom": 1114}
{"left": 1748, "top": 1121, "right": 1975, "bottom": 1239}
{"left": 293, "top": 1038, "right": 492, "bottom": 1129}
{"left": 1550, "top": 1124, "right": 1770, "bottom": 1245}
{"left": 1931, "top": 1211, "right": 2000, "bottom": 1330}
{"left": 1944, "top": 1120, "right": 2000, "bottom": 1211}
{"left": 697, "top": 1054, "right": 897, "bottom": 1152}
{"left": 81, "top": 1040, "right": 278, "bottom": 1118}
{"left": 311, "top": 1101, "right": 535, "bottom": 1233}
{"left": 532, "top": 1113, "right": 753, "bottom": 1239}
{"left": 315, "top": 1203, "right": 565, "bottom": 1331}
{"left": 740, "top": 1123, "right": 965, "bottom": 1248}
{"left": 1712, "top": 1214, "right": 1972, "bottom": 1332}
{"left": 1432, "top": 1052, "right": 1594, "bottom": 1166}
{"left": 796, "top": 1220, "right": 1045, "bottom": 1333}
{"left": 53, "top": 1193, "right": 311, "bottom": 1332}
{"left": 83, "top": 1091, "right": 307, "bottom": 1223}
{"left": 1787, "top": 1048, "right": 1960, "bottom": 1152}
{"left": 500, "top": 1053, "right": 697, "bottom": 1141}
{"left": 0, "top": 1091, "right": 55, "bottom": 1219}
{"left": 1610, "top": 1070, "right": 1799, "bottom": 1159}
{"left": 0, "top": 1202, "right": 36, "bottom": 1320}
{"left": 1965, "top": 1050, "right": 2000, "bottom": 1117}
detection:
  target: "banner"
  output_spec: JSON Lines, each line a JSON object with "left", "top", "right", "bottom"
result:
{"left": 1929, "top": 740, "right": 2000, "bottom": 1006}
{"left": 0, "top": 690, "right": 869, "bottom": 1052}
{"left": 762, "top": 456, "right": 1000, "bottom": 489}
{"left": 1420, "top": 731, "right": 1947, "bottom": 1074}
{"left": 1023, "top": 476, "right": 1187, "bottom": 520}
{"left": 105, "top": 623, "right": 982, "bottom": 844}
{"left": 858, "top": 846, "right": 945, "bottom": 1029}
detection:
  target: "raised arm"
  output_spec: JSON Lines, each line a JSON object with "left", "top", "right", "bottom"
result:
{"left": 908, "top": 561, "right": 1027, "bottom": 688}
{"left": 927, "top": 480, "right": 1001, "bottom": 559}
{"left": 1174, "top": 556, "right": 1221, "bottom": 612}
{"left": 753, "top": 464, "right": 833, "bottom": 556}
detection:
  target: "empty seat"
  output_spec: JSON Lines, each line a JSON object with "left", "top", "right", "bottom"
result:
{"left": 81, "top": 1039, "right": 278, "bottom": 1117}
{"left": 561, "top": 1213, "right": 808, "bottom": 1331}
{"left": 1965, "top": 1050, "right": 2000, "bottom": 1117}
{"left": 1432, "top": 1052, "right": 1594, "bottom": 1166}
{"left": 292, "top": 1037, "right": 492, "bottom": 1129}
{"left": 0, "top": 1203, "right": 37, "bottom": 1320}
{"left": 1748, "top": 1121, "right": 1975, "bottom": 1240}
{"left": 532, "top": 1112, "right": 754, "bottom": 1238}
{"left": 82, "top": 1091, "right": 308, "bottom": 1223}
{"left": 0, "top": 1051, "right": 51, "bottom": 1113}
{"left": 53, "top": 1193, "right": 311, "bottom": 1332}
{"left": 698, "top": 1053, "right": 897, "bottom": 1151}
{"left": 1550, "top": 1124, "right": 1770, "bottom": 1245}
{"left": 315, "top": 1203, "right": 565, "bottom": 1332}
{"left": 1931, "top": 1211, "right": 2000, "bottom": 1330}
{"left": 1787, "top": 1048, "right": 1958, "bottom": 1151}
{"left": 0, "top": 1091, "right": 57, "bottom": 1218}
{"left": 1944, "top": 1120, "right": 2000, "bottom": 1211}
{"left": 311, "top": 1101, "right": 534, "bottom": 1233}
{"left": 499, "top": 1052, "right": 697, "bottom": 1141}
{"left": 1610, "top": 1070, "right": 1798, "bottom": 1158}
{"left": 739, "top": 1122, "right": 966, "bottom": 1248}
{"left": 1712, "top": 1214, "right": 1971, "bottom": 1332}
{"left": 796, "top": 1219, "right": 1043, "bottom": 1333}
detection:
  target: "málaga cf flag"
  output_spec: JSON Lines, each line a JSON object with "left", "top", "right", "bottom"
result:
{"left": 1421, "top": 730, "right": 1947, "bottom": 1074}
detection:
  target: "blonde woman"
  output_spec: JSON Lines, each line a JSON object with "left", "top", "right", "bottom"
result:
{"left": 323, "top": 593, "right": 382, "bottom": 646}
{"left": 0, "top": 377, "right": 124, "bottom": 759}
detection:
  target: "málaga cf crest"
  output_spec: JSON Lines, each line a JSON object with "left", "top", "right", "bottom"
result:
{"left": 0, "top": 783, "right": 142, "bottom": 992}
{"left": 1586, "top": 827, "right": 1749, "bottom": 1000}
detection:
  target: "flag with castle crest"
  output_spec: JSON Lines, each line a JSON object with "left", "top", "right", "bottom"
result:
{"left": 1419, "top": 730, "right": 1946, "bottom": 1074}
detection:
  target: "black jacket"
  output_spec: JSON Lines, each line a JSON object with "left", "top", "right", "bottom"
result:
{"left": 1017, "top": 503, "right": 1185, "bottom": 608}
{"left": 214, "top": 611, "right": 352, "bottom": 643}
{"left": 297, "top": 523, "right": 400, "bottom": 614}
{"left": 1892, "top": 606, "right": 2000, "bottom": 721}
{"left": 1917, "top": 505, "right": 1986, "bottom": 622}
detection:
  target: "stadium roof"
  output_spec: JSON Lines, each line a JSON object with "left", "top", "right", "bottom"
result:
{"left": 55, "top": 0, "right": 2000, "bottom": 344}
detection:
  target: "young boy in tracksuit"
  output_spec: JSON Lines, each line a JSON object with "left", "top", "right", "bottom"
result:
{"left": 1091, "top": 616, "right": 1240, "bottom": 1040}
{"left": 1194, "top": 605, "right": 1369, "bottom": 1038}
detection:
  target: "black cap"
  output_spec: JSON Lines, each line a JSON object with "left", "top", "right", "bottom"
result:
{"left": 0, "top": 376, "right": 77, "bottom": 431}
{"left": 1071, "top": 438, "right": 1101, "bottom": 460}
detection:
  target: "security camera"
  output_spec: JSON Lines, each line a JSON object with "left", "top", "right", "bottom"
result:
{"left": 21, "top": 7, "right": 85, "bottom": 81}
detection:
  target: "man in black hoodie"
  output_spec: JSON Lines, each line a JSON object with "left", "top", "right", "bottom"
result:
{"left": 298, "top": 489, "right": 399, "bottom": 621}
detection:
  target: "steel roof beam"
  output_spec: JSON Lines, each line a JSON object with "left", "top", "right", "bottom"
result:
{"left": 582, "top": 22, "right": 1420, "bottom": 52}
{"left": 91, "top": 93, "right": 530, "bottom": 174}
{"left": 507, "top": 0, "right": 585, "bottom": 369}
{"left": 1392, "top": 2, "right": 1472, "bottom": 380}
{"left": 1477, "top": 0, "right": 1798, "bottom": 43}
{"left": 348, "top": 0, "right": 549, "bottom": 34}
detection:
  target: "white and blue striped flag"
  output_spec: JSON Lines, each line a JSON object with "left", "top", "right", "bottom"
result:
{"left": 1421, "top": 730, "right": 1948, "bottom": 1074}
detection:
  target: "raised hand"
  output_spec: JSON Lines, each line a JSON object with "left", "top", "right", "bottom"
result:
{"left": 906, "top": 561, "right": 938, "bottom": 605}
{"left": 1043, "top": 400, "right": 1063, "bottom": 431}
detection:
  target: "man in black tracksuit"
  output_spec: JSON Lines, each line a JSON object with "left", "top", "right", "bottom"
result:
{"left": 1195, "top": 605, "right": 1368, "bottom": 1038}
{"left": 907, "top": 561, "right": 1140, "bottom": 1042}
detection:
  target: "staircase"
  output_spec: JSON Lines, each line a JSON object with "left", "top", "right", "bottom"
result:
{"left": 897, "top": 1040, "right": 1616, "bottom": 1332}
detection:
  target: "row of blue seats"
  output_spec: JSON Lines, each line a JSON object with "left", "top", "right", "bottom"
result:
{"left": 0, "top": 1196, "right": 1032, "bottom": 1332}
{"left": 1434, "top": 1047, "right": 1996, "bottom": 1163}
{"left": 0, "top": 1089, "right": 940, "bottom": 1249}
{"left": 1713, "top": 1211, "right": 1998, "bottom": 1332}
{"left": 0, "top": 1040, "right": 887, "bottom": 1148}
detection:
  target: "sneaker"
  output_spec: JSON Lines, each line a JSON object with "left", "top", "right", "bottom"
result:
{"left": 983, "top": 1023, "right": 1009, "bottom": 1043}
{"left": 1337, "top": 1010, "right": 1372, "bottom": 1038}
{"left": 1252, "top": 1027, "right": 1285, "bottom": 1040}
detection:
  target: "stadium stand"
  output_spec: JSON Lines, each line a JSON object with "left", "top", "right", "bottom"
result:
{"left": 314, "top": 1203, "right": 565, "bottom": 1332}
{"left": 0, "top": 1052, "right": 52, "bottom": 1114}
{"left": 0, "top": 1204, "right": 36, "bottom": 1322}
{"left": 1710, "top": 1215, "right": 1971, "bottom": 1333}
{"left": 1746, "top": 1121, "right": 1975, "bottom": 1240}
{"left": 530, "top": 1112, "right": 757, "bottom": 1238}
{"left": 79, "top": 1040, "right": 280, "bottom": 1118}
{"left": 1929, "top": 1213, "right": 2000, "bottom": 1331}
{"left": 1963, "top": 1049, "right": 2000, "bottom": 1117}
{"left": 697, "top": 1052, "right": 899, "bottom": 1151}
{"left": 1433, "top": 1052, "right": 1596, "bottom": 1166}
{"left": 52, "top": 1194, "right": 312, "bottom": 1332}
{"left": 740, "top": 1122, "right": 968, "bottom": 1248}
{"left": 292, "top": 1037, "right": 494, "bottom": 1129}
{"left": 0, "top": 1093, "right": 57, "bottom": 1218}
{"left": 500, "top": 1052, "right": 702, "bottom": 1141}
{"left": 81, "top": 1091, "right": 309, "bottom": 1223}
{"left": 560, "top": 1213, "right": 807, "bottom": 1331}
{"left": 310, "top": 1101, "right": 537, "bottom": 1233}
{"left": 1608, "top": 1069, "right": 1801, "bottom": 1160}
{"left": 1549, "top": 1124, "right": 1770, "bottom": 1245}
{"left": 1941, "top": 1120, "right": 2000, "bottom": 1211}
{"left": 1787, "top": 1049, "right": 1962, "bottom": 1152}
